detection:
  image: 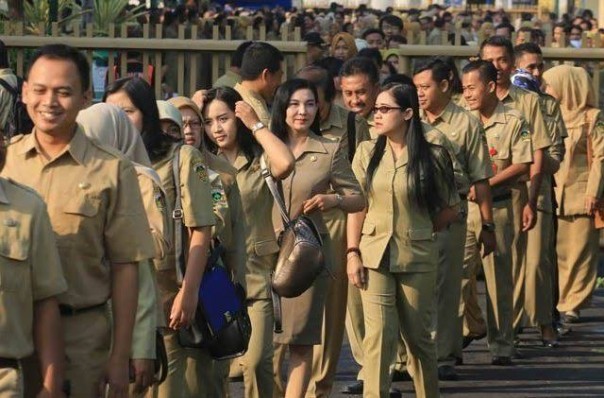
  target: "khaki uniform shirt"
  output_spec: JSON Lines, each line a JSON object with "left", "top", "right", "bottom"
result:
{"left": 535, "top": 94, "right": 568, "bottom": 213}
{"left": 152, "top": 143, "right": 216, "bottom": 273}
{"left": 214, "top": 70, "right": 242, "bottom": 89}
{"left": 421, "top": 101, "right": 494, "bottom": 194}
{"left": 352, "top": 139, "right": 459, "bottom": 273}
{"left": 274, "top": 133, "right": 362, "bottom": 240}
{"left": 555, "top": 109, "right": 604, "bottom": 216}
{"left": 204, "top": 149, "right": 246, "bottom": 278}
{"left": 471, "top": 103, "right": 534, "bottom": 198}
{"left": 320, "top": 104, "right": 372, "bottom": 155}
{"left": 0, "top": 178, "right": 67, "bottom": 359}
{"left": 234, "top": 83, "right": 271, "bottom": 127}
{"left": 500, "top": 85, "right": 552, "bottom": 151}
{"left": 227, "top": 152, "right": 279, "bottom": 298}
{"left": 2, "top": 128, "right": 155, "bottom": 308}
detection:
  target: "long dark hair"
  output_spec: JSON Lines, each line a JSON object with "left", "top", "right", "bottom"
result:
{"left": 366, "top": 83, "right": 454, "bottom": 215}
{"left": 202, "top": 87, "right": 261, "bottom": 168}
{"left": 103, "top": 77, "right": 173, "bottom": 161}
{"left": 270, "top": 79, "right": 320, "bottom": 143}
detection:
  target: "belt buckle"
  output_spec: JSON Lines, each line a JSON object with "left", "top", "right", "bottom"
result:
{"left": 172, "top": 209, "right": 184, "bottom": 219}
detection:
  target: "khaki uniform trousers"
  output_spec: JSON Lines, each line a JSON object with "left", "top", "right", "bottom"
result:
{"left": 461, "top": 274, "right": 487, "bottom": 338}
{"left": 515, "top": 210, "right": 555, "bottom": 327}
{"left": 461, "top": 200, "right": 515, "bottom": 357}
{"left": 511, "top": 184, "right": 529, "bottom": 332}
{"left": 63, "top": 307, "right": 111, "bottom": 398}
{"left": 155, "top": 330, "right": 227, "bottom": 398}
{"left": 243, "top": 299, "right": 274, "bottom": 398}
{"left": 393, "top": 206, "right": 468, "bottom": 371}
{"left": 306, "top": 208, "right": 348, "bottom": 398}
{"left": 344, "top": 280, "right": 365, "bottom": 381}
{"left": 556, "top": 215, "right": 599, "bottom": 313}
{"left": 361, "top": 262, "right": 439, "bottom": 398}
{"left": 0, "top": 366, "right": 22, "bottom": 398}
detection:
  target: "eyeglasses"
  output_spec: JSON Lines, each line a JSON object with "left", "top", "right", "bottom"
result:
{"left": 183, "top": 119, "right": 202, "bottom": 129}
{"left": 372, "top": 106, "right": 402, "bottom": 115}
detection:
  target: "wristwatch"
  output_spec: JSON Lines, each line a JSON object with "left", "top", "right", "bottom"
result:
{"left": 251, "top": 122, "right": 265, "bottom": 135}
{"left": 482, "top": 222, "right": 496, "bottom": 233}
{"left": 335, "top": 193, "right": 343, "bottom": 207}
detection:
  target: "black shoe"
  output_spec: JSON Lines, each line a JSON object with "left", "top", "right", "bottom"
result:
{"left": 462, "top": 332, "right": 487, "bottom": 349}
{"left": 563, "top": 310, "right": 580, "bottom": 324}
{"left": 341, "top": 380, "right": 363, "bottom": 395}
{"left": 438, "top": 365, "right": 459, "bottom": 381}
{"left": 455, "top": 357, "right": 464, "bottom": 366}
{"left": 392, "top": 369, "right": 412, "bottom": 382}
{"left": 389, "top": 387, "right": 402, "bottom": 398}
{"left": 491, "top": 356, "right": 513, "bottom": 366}
{"left": 542, "top": 338, "right": 559, "bottom": 348}
{"left": 512, "top": 349, "right": 525, "bottom": 360}
{"left": 555, "top": 321, "right": 571, "bottom": 336}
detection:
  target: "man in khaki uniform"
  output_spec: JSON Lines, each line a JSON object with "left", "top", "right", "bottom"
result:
{"left": 296, "top": 65, "right": 371, "bottom": 398}
{"left": 337, "top": 57, "right": 381, "bottom": 395}
{"left": 413, "top": 58, "right": 495, "bottom": 380}
{"left": 1, "top": 44, "right": 155, "bottom": 397}
{"left": 0, "top": 145, "right": 67, "bottom": 397}
{"left": 213, "top": 41, "right": 252, "bottom": 89}
{"left": 461, "top": 60, "right": 534, "bottom": 365}
{"left": 466, "top": 36, "right": 551, "bottom": 342}
{"left": 513, "top": 43, "right": 568, "bottom": 344}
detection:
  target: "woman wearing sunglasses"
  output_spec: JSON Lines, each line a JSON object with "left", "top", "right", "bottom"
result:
{"left": 347, "top": 83, "right": 459, "bottom": 398}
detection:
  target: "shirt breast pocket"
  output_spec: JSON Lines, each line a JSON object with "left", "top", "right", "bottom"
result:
{"left": 55, "top": 195, "right": 101, "bottom": 237}
{"left": 0, "top": 229, "right": 30, "bottom": 293}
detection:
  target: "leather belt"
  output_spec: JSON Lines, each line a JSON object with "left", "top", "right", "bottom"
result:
{"left": 493, "top": 192, "right": 512, "bottom": 203}
{"left": 0, "top": 357, "right": 19, "bottom": 369}
{"left": 59, "top": 302, "right": 107, "bottom": 317}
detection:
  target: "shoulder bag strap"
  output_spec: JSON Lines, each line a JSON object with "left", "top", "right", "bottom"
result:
{"left": 0, "top": 79, "right": 17, "bottom": 98}
{"left": 171, "top": 145, "right": 186, "bottom": 284}
{"left": 347, "top": 111, "right": 357, "bottom": 163}
{"left": 259, "top": 155, "right": 290, "bottom": 225}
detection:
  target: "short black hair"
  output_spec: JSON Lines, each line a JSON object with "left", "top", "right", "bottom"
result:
{"left": 554, "top": 22, "right": 570, "bottom": 33}
{"left": 495, "top": 21, "right": 515, "bottom": 33}
{"left": 380, "top": 14, "right": 404, "bottom": 30}
{"left": 0, "top": 40, "right": 8, "bottom": 69}
{"left": 382, "top": 73, "right": 414, "bottom": 86}
{"left": 413, "top": 58, "right": 451, "bottom": 84}
{"left": 357, "top": 48, "right": 383, "bottom": 68}
{"left": 314, "top": 56, "right": 344, "bottom": 80}
{"left": 514, "top": 42, "right": 542, "bottom": 59}
{"left": 340, "top": 56, "right": 380, "bottom": 85}
{"left": 462, "top": 60, "right": 498, "bottom": 85}
{"left": 239, "top": 42, "right": 284, "bottom": 81}
{"left": 362, "top": 28, "right": 385, "bottom": 40}
{"left": 231, "top": 41, "right": 253, "bottom": 68}
{"left": 296, "top": 65, "right": 336, "bottom": 102}
{"left": 387, "top": 34, "right": 407, "bottom": 45}
{"left": 480, "top": 35, "right": 515, "bottom": 60}
{"left": 28, "top": 44, "right": 90, "bottom": 91}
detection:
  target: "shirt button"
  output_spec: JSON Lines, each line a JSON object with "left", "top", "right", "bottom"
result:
{"left": 310, "top": 155, "right": 317, "bottom": 162}
{"left": 78, "top": 182, "right": 91, "bottom": 190}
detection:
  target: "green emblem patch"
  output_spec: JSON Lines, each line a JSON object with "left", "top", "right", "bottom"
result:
{"left": 520, "top": 129, "right": 531, "bottom": 142}
{"left": 153, "top": 186, "right": 166, "bottom": 211}
{"left": 193, "top": 161, "right": 209, "bottom": 182}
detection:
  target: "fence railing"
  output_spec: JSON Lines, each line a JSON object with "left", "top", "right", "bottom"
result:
{"left": 0, "top": 22, "right": 307, "bottom": 99}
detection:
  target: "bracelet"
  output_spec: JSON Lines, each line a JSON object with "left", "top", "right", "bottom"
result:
{"left": 346, "top": 247, "right": 362, "bottom": 258}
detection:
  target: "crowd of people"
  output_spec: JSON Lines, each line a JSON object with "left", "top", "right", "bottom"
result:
{"left": 0, "top": 3, "right": 603, "bottom": 398}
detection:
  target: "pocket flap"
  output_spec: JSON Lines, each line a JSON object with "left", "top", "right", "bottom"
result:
{"left": 362, "top": 222, "right": 376, "bottom": 235}
{"left": 64, "top": 196, "right": 99, "bottom": 217}
{"left": 254, "top": 240, "right": 280, "bottom": 256}
{"left": 408, "top": 228, "right": 435, "bottom": 241}
{"left": 0, "top": 238, "right": 28, "bottom": 261}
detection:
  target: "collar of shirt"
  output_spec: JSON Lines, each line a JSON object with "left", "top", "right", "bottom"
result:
{"left": 0, "top": 178, "right": 9, "bottom": 205}
{"left": 234, "top": 83, "right": 268, "bottom": 110}
{"left": 500, "top": 84, "right": 524, "bottom": 104}
{"left": 18, "top": 125, "right": 87, "bottom": 165}
{"left": 482, "top": 102, "right": 508, "bottom": 129}
{"left": 230, "top": 151, "right": 251, "bottom": 171}
{"left": 421, "top": 100, "right": 455, "bottom": 126}
{"left": 382, "top": 140, "right": 408, "bottom": 169}
{"left": 320, "top": 104, "right": 346, "bottom": 132}
{"left": 297, "top": 132, "right": 328, "bottom": 160}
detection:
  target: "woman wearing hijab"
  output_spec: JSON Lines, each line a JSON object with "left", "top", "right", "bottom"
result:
{"left": 331, "top": 32, "right": 358, "bottom": 62}
{"left": 77, "top": 103, "right": 169, "bottom": 395}
{"left": 542, "top": 65, "right": 604, "bottom": 324}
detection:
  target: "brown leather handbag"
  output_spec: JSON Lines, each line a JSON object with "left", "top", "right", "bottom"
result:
{"left": 260, "top": 157, "right": 325, "bottom": 332}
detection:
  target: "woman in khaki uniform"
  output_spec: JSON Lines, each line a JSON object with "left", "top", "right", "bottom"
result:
{"left": 348, "top": 83, "right": 459, "bottom": 398}
{"left": 543, "top": 65, "right": 604, "bottom": 323}
{"left": 105, "top": 78, "right": 216, "bottom": 398}
{"left": 77, "top": 103, "right": 170, "bottom": 394}
{"left": 202, "top": 86, "right": 294, "bottom": 398}
{"left": 269, "top": 79, "right": 364, "bottom": 397}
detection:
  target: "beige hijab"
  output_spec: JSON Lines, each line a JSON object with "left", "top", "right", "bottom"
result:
{"left": 543, "top": 65, "right": 597, "bottom": 129}
{"left": 77, "top": 103, "right": 152, "bottom": 167}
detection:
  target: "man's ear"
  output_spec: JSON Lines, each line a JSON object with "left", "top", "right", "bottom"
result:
{"left": 261, "top": 68, "right": 270, "bottom": 83}
{"left": 82, "top": 87, "right": 93, "bottom": 107}
{"left": 21, "top": 81, "right": 28, "bottom": 104}
{"left": 487, "top": 81, "right": 496, "bottom": 94}
{"left": 439, "top": 79, "right": 450, "bottom": 93}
